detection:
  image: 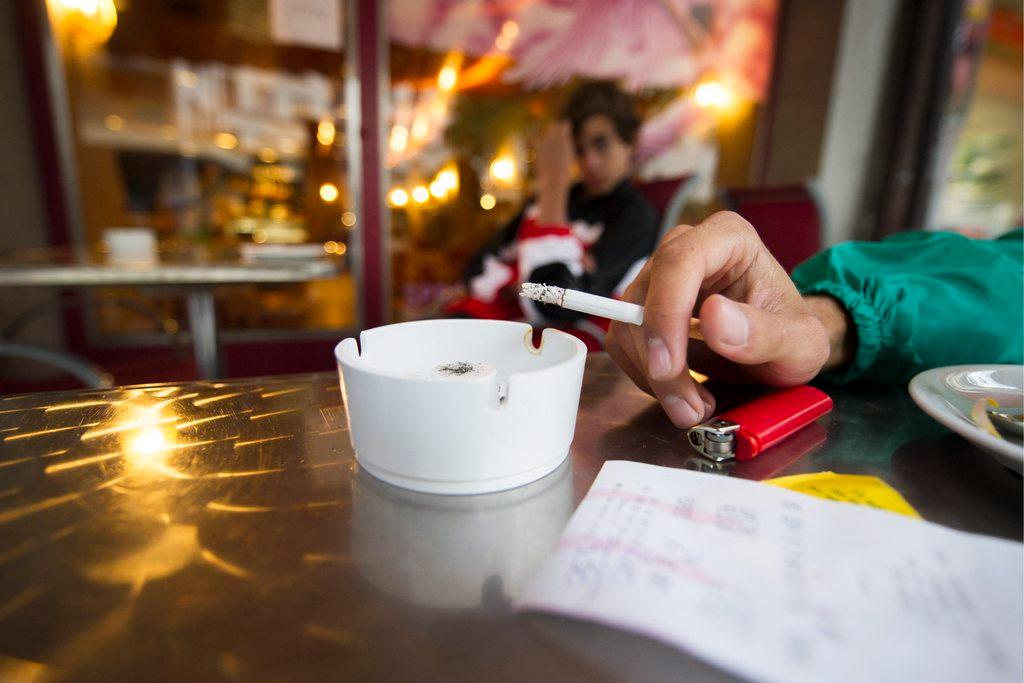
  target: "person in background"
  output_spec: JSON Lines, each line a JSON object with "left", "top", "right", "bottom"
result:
{"left": 448, "top": 81, "right": 658, "bottom": 323}
{"left": 606, "top": 211, "right": 1024, "bottom": 428}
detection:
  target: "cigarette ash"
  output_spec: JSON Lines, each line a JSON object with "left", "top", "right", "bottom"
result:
{"left": 520, "top": 282, "right": 564, "bottom": 306}
{"left": 435, "top": 361, "right": 478, "bottom": 377}
{"left": 429, "top": 361, "right": 492, "bottom": 379}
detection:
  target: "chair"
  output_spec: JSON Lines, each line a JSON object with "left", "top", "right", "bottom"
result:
{"left": 722, "top": 185, "right": 823, "bottom": 273}
{"left": 0, "top": 293, "right": 187, "bottom": 390}
{"left": 609, "top": 174, "right": 699, "bottom": 299}
{"left": 0, "top": 342, "right": 113, "bottom": 389}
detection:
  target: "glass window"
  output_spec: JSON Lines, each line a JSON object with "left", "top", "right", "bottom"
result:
{"left": 932, "top": 0, "right": 1023, "bottom": 237}
{"left": 385, "top": 0, "right": 778, "bottom": 322}
{"left": 45, "top": 0, "right": 357, "bottom": 341}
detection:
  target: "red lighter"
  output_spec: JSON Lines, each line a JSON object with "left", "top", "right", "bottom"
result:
{"left": 686, "top": 385, "right": 833, "bottom": 462}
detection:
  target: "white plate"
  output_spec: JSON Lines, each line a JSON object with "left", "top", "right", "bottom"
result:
{"left": 908, "top": 364, "right": 1024, "bottom": 473}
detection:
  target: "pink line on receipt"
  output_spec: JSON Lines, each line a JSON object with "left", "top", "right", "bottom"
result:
{"left": 586, "top": 488, "right": 718, "bottom": 524}
{"left": 557, "top": 535, "right": 720, "bottom": 587}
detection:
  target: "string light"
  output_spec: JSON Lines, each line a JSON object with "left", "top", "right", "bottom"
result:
{"left": 437, "top": 52, "right": 463, "bottom": 92}
{"left": 319, "top": 183, "right": 339, "bottom": 203}
{"left": 489, "top": 155, "right": 516, "bottom": 184}
{"left": 103, "top": 114, "right": 124, "bottom": 131}
{"left": 410, "top": 116, "right": 429, "bottom": 144}
{"left": 435, "top": 166, "right": 458, "bottom": 193}
{"left": 213, "top": 132, "right": 238, "bottom": 150}
{"left": 426, "top": 164, "right": 459, "bottom": 201}
{"left": 388, "top": 188, "right": 409, "bottom": 207}
{"left": 495, "top": 20, "right": 519, "bottom": 51}
{"left": 411, "top": 186, "right": 429, "bottom": 204}
{"left": 389, "top": 125, "right": 409, "bottom": 154}
{"left": 480, "top": 193, "right": 497, "bottom": 210}
{"left": 693, "top": 81, "right": 733, "bottom": 110}
{"left": 317, "top": 120, "right": 336, "bottom": 146}
{"left": 438, "top": 66, "right": 457, "bottom": 92}
{"left": 48, "top": 0, "right": 117, "bottom": 46}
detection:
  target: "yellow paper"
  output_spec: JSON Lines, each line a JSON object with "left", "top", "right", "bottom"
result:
{"left": 765, "top": 471, "right": 921, "bottom": 518}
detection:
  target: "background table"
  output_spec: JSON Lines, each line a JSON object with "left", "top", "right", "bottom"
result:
{"left": 0, "top": 250, "right": 338, "bottom": 379}
{"left": 0, "top": 355, "right": 1019, "bottom": 681}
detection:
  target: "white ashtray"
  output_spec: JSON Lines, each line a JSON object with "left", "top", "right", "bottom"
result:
{"left": 335, "top": 319, "right": 587, "bottom": 494}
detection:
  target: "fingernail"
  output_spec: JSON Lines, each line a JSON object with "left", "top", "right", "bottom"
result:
{"left": 664, "top": 395, "right": 699, "bottom": 427}
{"left": 647, "top": 337, "right": 672, "bottom": 379}
{"left": 718, "top": 299, "right": 749, "bottom": 346}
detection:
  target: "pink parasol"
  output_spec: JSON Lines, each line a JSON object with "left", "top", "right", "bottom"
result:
{"left": 388, "top": 0, "right": 777, "bottom": 98}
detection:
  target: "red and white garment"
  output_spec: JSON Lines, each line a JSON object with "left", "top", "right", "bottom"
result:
{"left": 456, "top": 205, "right": 604, "bottom": 322}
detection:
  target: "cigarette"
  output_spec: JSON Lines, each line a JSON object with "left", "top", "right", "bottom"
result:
{"left": 519, "top": 283, "right": 703, "bottom": 340}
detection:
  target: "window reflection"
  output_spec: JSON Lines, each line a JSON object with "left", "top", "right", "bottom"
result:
{"left": 386, "top": 0, "right": 778, "bottom": 321}
{"left": 47, "top": 0, "right": 357, "bottom": 339}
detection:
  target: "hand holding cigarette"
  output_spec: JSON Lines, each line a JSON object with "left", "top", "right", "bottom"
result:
{"left": 533, "top": 212, "right": 841, "bottom": 428}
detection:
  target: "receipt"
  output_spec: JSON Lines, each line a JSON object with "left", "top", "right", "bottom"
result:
{"left": 518, "top": 461, "right": 1022, "bottom": 683}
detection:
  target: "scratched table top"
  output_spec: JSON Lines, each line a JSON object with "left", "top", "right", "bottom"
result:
{"left": 0, "top": 355, "right": 1019, "bottom": 682}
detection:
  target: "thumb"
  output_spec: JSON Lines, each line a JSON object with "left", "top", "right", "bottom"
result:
{"left": 698, "top": 295, "right": 828, "bottom": 384}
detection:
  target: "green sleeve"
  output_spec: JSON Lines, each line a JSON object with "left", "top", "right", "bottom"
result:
{"left": 791, "top": 229, "right": 1023, "bottom": 384}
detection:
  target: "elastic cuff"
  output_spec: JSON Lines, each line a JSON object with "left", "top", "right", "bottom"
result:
{"left": 798, "top": 280, "right": 883, "bottom": 384}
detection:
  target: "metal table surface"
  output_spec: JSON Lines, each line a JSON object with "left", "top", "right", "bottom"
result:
{"left": 0, "top": 250, "right": 338, "bottom": 379}
{"left": 0, "top": 355, "right": 1019, "bottom": 682}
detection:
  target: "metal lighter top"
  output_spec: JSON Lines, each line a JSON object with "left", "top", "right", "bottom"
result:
{"left": 687, "top": 385, "right": 833, "bottom": 462}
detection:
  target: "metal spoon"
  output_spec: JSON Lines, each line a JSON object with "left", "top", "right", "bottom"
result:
{"left": 987, "top": 408, "right": 1024, "bottom": 437}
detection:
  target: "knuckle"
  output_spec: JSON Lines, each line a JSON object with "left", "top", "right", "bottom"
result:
{"left": 660, "top": 223, "right": 693, "bottom": 243}
{"left": 649, "top": 249, "right": 670, "bottom": 273}
{"left": 712, "top": 210, "right": 742, "bottom": 223}
{"left": 652, "top": 240, "right": 689, "bottom": 267}
{"left": 708, "top": 210, "right": 742, "bottom": 226}
{"left": 707, "top": 210, "right": 755, "bottom": 236}
{"left": 654, "top": 239, "right": 680, "bottom": 259}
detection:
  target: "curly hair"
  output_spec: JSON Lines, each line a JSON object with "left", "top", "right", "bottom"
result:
{"left": 560, "top": 81, "right": 640, "bottom": 145}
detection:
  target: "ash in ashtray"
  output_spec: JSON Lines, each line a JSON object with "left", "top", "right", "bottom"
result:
{"left": 436, "top": 362, "right": 477, "bottom": 376}
{"left": 430, "top": 361, "right": 492, "bottom": 379}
